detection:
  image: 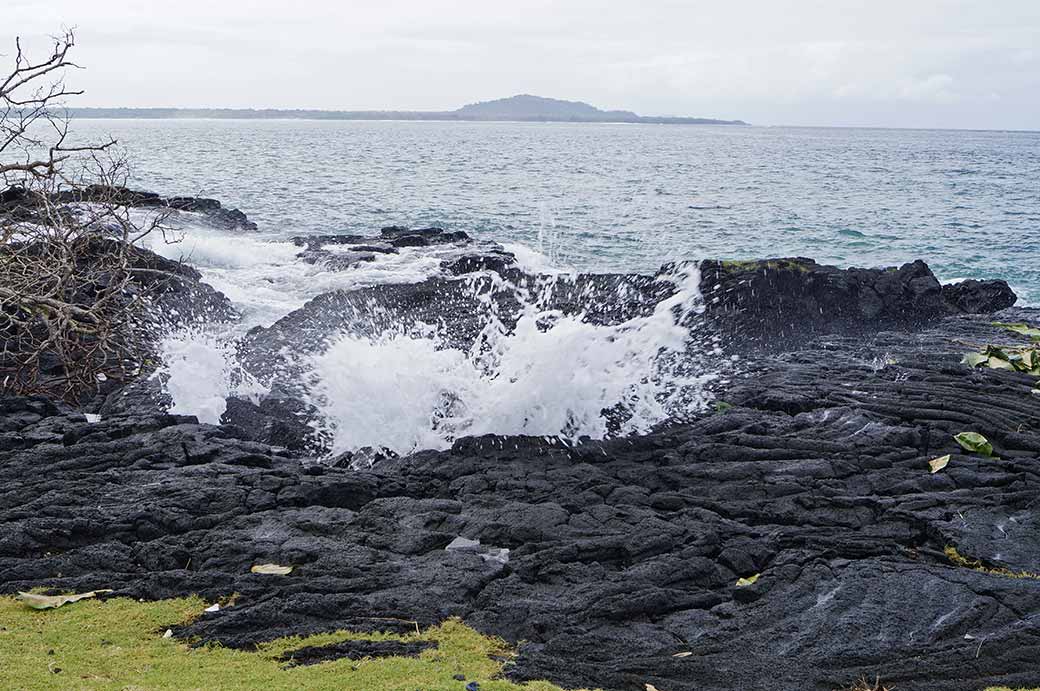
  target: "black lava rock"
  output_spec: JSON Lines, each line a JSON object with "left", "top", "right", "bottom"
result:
{"left": 2, "top": 312, "right": 1039, "bottom": 691}
{"left": 942, "top": 278, "right": 1018, "bottom": 314}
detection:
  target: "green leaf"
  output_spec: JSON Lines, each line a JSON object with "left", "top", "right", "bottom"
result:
{"left": 992, "top": 322, "right": 1040, "bottom": 338}
{"left": 16, "top": 590, "right": 112, "bottom": 610}
{"left": 250, "top": 563, "right": 293, "bottom": 575}
{"left": 954, "top": 432, "right": 994, "bottom": 457}
{"left": 987, "top": 356, "right": 1016, "bottom": 371}
{"left": 735, "top": 573, "right": 760, "bottom": 587}
{"left": 984, "top": 344, "right": 1009, "bottom": 358}
{"left": 928, "top": 455, "right": 951, "bottom": 474}
{"left": 712, "top": 401, "right": 733, "bottom": 413}
{"left": 961, "top": 352, "right": 988, "bottom": 368}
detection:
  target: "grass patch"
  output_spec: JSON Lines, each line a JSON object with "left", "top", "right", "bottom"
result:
{"left": 944, "top": 546, "right": 1040, "bottom": 580}
{"left": 0, "top": 595, "right": 584, "bottom": 690}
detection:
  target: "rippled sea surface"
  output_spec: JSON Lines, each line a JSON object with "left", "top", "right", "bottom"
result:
{"left": 73, "top": 119, "right": 1040, "bottom": 303}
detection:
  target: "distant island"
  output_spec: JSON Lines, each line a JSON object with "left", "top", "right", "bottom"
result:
{"left": 67, "top": 94, "right": 748, "bottom": 126}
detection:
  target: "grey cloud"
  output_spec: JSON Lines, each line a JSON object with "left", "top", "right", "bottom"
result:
{"left": 1, "top": 0, "right": 1037, "bottom": 129}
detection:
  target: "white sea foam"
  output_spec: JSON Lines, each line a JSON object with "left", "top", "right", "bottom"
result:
{"left": 501, "top": 242, "right": 567, "bottom": 274}
{"left": 158, "top": 328, "right": 265, "bottom": 424}
{"left": 151, "top": 219, "right": 718, "bottom": 451}
{"left": 310, "top": 265, "right": 716, "bottom": 456}
{"left": 143, "top": 226, "right": 454, "bottom": 330}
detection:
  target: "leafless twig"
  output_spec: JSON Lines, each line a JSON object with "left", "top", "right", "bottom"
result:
{"left": 1, "top": 29, "right": 172, "bottom": 401}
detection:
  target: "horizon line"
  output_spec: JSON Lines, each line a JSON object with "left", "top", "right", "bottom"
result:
{"left": 63, "top": 108, "right": 1039, "bottom": 133}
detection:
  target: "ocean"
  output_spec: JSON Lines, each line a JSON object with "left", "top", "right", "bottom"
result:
{"left": 72, "top": 119, "right": 1040, "bottom": 304}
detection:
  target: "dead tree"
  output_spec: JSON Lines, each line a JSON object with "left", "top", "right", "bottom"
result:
{"left": 1, "top": 30, "right": 169, "bottom": 401}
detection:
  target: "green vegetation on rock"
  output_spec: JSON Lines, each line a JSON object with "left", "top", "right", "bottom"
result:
{"left": 944, "top": 546, "right": 1040, "bottom": 580}
{"left": 0, "top": 595, "right": 581, "bottom": 691}
{"left": 719, "top": 259, "right": 811, "bottom": 273}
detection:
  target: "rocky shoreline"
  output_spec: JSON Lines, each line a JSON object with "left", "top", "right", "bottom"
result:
{"left": 1, "top": 193, "right": 1038, "bottom": 690}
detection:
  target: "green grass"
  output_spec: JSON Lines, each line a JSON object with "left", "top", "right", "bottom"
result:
{"left": 0, "top": 595, "right": 584, "bottom": 691}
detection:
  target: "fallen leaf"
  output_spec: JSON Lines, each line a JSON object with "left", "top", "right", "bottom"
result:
{"left": 961, "top": 352, "right": 988, "bottom": 368}
{"left": 992, "top": 322, "right": 1040, "bottom": 339}
{"left": 672, "top": 651, "right": 693, "bottom": 658}
{"left": 16, "top": 590, "right": 112, "bottom": 610}
{"left": 954, "top": 432, "right": 994, "bottom": 457}
{"left": 928, "top": 455, "right": 951, "bottom": 474}
{"left": 735, "top": 573, "right": 760, "bottom": 587}
{"left": 986, "top": 356, "right": 1016, "bottom": 371}
{"left": 250, "top": 563, "right": 293, "bottom": 575}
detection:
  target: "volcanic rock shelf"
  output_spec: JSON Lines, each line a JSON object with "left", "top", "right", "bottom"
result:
{"left": 1, "top": 192, "right": 1037, "bottom": 690}
{"left": 2, "top": 310, "right": 1038, "bottom": 690}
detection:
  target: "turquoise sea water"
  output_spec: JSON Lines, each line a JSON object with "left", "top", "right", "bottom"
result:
{"left": 73, "top": 119, "right": 1040, "bottom": 303}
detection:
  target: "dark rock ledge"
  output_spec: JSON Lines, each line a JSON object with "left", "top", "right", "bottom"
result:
{"left": 1, "top": 247, "right": 1038, "bottom": 690}
{"left": 0, "top": 184, "right": 258, "bottom": 232}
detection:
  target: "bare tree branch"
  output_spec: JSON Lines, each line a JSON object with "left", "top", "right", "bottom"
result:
{"left": 1, "top": 29, "right": 174, "bottom": 401}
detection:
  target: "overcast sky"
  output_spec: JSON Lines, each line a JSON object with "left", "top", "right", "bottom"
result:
{"left": 3, "top": 0, "right": 1039, "bottom": 129}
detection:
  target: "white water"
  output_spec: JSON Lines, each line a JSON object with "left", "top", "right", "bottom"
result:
{"left": 142, "top": 218, "right": 460, "bottom": 331}
{"left": 155, "top": 219, "right": 718, "bottom": 455}
{"left": 310, "top": 266, "right": 716, "bottom": 455}
{"left": 158, "top": 328, "right": 266, "bottom": 424}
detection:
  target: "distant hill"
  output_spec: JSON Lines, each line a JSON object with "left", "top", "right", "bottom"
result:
{"left": 455, "top": 94, "right": 638, "bottom": 120}
{"left": 66, "top": 95, "right": 748, "bottom": 125}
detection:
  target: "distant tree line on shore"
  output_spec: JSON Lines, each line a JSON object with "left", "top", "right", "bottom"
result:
{"left": 64, "top": 94, "right": 748, "bottom": 125}
{"left": 65, "top": 107, "right": 748, "bottom": 125}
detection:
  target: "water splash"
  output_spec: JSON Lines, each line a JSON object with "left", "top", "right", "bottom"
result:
{"left": 310, "top": 264, "right": 717, "bottom": 456}
{"left": 158, "top": 328, "right": 266, "bottom": 424}
{"left": 536, "top": 201, "right": 565, "bottom": 266}
{"left": 142, "top": 225, "right": 458, "bottom": 330}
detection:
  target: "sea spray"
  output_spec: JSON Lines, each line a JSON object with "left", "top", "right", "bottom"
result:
{"left": 310, "top": 263, "right": 718, "bottom": 456}
{"left": 158, "top": 328, "right": 266, "bottom": 424}
{"left": 145, "top": 219, "right": 721, "bottom": 455}
{"left": 141, "top": 223, "right": 457, "bottom": 330}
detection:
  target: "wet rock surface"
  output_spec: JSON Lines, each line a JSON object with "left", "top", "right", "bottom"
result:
{"left": 2, "top": 306, "right": 1039, "bottom": 690}
{"left": 1, "top": 184, "right": 258, "bottom": 232}
{"left": 287, "top": 225, "right": 515, "bottom": 274}
{"left": 943, "top": 278, "right": 1019, "bottom": 315}
{"left": 70, "top": 185, "right": 258, "bottom": 231}
{"left": 699, "top": 258, "right": 1016, "bottom": 350}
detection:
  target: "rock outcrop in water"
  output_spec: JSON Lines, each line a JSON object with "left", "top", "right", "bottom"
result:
{"left": 1, "top": 214, "right": 1037, "bottom": 691}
